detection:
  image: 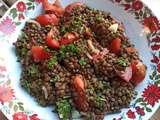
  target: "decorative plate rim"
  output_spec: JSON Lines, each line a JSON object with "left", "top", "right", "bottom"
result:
{"left": 0, "top": 0, "right": 160, "bottom": 120}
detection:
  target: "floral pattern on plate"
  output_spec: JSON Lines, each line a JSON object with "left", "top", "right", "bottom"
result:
{"left": 0, "top": 0, "right": 160, "bottom": 120}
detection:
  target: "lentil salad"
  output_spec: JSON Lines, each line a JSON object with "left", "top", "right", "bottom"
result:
{"left": 14, "top": 0, "right": 147, "bottom": 120}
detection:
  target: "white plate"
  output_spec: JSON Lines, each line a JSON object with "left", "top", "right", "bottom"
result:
{"left": 0, "top": 0, "right": 160, "bottom": 120}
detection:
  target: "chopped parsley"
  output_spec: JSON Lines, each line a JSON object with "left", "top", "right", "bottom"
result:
{"left": 48, "top": 56, "right": 57, "bottom": 69}
{"left": 96, "top": 95, "right": 106, "bottom": 110}
{"left": 50, "top": 75, "right": 60, "bottom": 85}
{"left": 23, "top": 80, "right": 31, "bottom": 91}
{"left": 21, "top": 48, "right": 28, "bottom": 56}
{"left": 96, "top": 15, "right": 103, "bottom": 21}
{"left": 59, "top": 44, "right": 80, "bottom": 59}
{"left": 67, "top": 44, "right": 79, "bottom": 54}
{"left": 87, "top": 87, "right": 95, "bottom": 94}
{"left": 117, "top": 57, "right": 128, "bottom": 67}
{"left": 92, "top": 32, "right": 96, "bottom": 37}
{"left": 60, "top": 26, "right": 69, "bottom": 35}
{"left": 79, "top": 58, "right": 87, "bottom": 66}
{"left": 56, "top": 99, "right": 71, "bottom": 120}
{"left": 72, "top": 19, "right": 83, "bottom": 32}
{"left": 29, "top": 64, "right": 39, "bottom": 77}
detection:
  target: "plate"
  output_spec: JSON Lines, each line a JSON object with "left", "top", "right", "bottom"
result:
{"left": 0, "top": 0, "right": 160, "bottom": 120}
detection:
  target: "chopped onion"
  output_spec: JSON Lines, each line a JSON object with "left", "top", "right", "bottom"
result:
{"left": 27, "top": 19, "right": 41, "bottom": 29}
{"left": 86, "top": 52, "right": 93, "bottom": 59}
{"left": 42, "top": 86, "right": 48, "bottom": 99}
{"left": 108, "top": 23, "right": 119, "bottom": 33}
{"left": 87, "top": 40, "right": 100, "bottom": 54}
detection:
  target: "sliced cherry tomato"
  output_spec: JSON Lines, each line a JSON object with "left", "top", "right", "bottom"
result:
{"left": 65, "top": 2, "right": 83, "bottom": 13}
{"left": 60, "top": 32, "right": 77, "bottom": 45}
{"left": 36, "top": 14, "right": 59, "bottom": 26}
{"left": 73, "top": 75, "right": 85, "bottom": 91}
{"left": 31, "top": 46, "right": 51, "bottom": 62}
{"left": 46, "top": 29, "right": 60, "bottom": 49}
{"left": 110, "top": 38, "right": 121, "bottom": 54}
{"left": 72, "top": 74, "right": 88, "bottom": 111}
{"left": 42, "top": 0, "right": 64, "bottom": 16}
{"left": 115, "top": 66, "right": 132, "bottom": 82}
{"left": 131, "top": 61, "right": 147, "bottom": 85}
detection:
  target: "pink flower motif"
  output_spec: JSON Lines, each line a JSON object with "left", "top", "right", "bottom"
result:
{"left": 0, "top": 85, "right": 14, "bottom": 104}
{"left": 18, "top": 14, "right": 25, "bottom": 20}
{"left": 143, "top": 16, "right": 159, "bottom": 32}
{"left": 16, "top": 2, "right": 26, "bottom": 12}
{"left": 0, "top": 17, "right": 16, "bottom": 35}
{"left": 0, "top": 65, "right": 6, "bottom": 72}
{"left": 29, "top": 114, "right": 40, "bottom": 120}
{"left": 132, "top": 1, "right": 143, "bottom": 11}
{"left": 126, "top": 109, "right": 136, "bottom": 119}
{"left": 142, "top": 84, "right": 160, "bottom": 106}
{"left": 123, "top": 4, "right": 131, "bottom": 11}
{"left": 135, "top": 106, "right": 145, "bottom": 116}
{"left": 13, "top": 112, "right": 28, "bottom": 120}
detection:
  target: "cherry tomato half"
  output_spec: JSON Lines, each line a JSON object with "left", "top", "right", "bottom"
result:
{"left": 110, "top": 38, "right": 121, "bottom": 54}
{"left": 36, "top": 14, "right": 59, "bottom": 26}
{"left": 46, "top": 29, "right": 60, "bottom": 49}
{"left": 31, "top": 46, "right": 51, "bottom": 62}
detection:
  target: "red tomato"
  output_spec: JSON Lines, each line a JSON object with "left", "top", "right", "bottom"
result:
{"left": 72, "top": 74, "right": 88, "bottom": 111}
{"left": 46, "top": 29, "right": 60, "bottom": 49}
{"left": 60, "top": 32, "right": 77, "bottom": 45}
{"left": 65, "top": 2, "right": 83, "bottom": 13}
{"left": 131, "top": 61, "right": 147, "bottom": 85}
{"left": 36, "top": 14, "right": 59, "bottom": 26}
{"left": 42, "top": 0, "right": 64, "bottom": 16}
{"left": 73, "top": 75, "right": 85, "bottom": 91}
{"left": 31, "top": 46, "right": 51, "bottom": 62}
{"left": 110, "top": 38, "right": 121, "bottom": 54}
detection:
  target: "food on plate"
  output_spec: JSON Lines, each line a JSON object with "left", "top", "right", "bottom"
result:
{"left": 14, "top": 0, "right": 147, "bottom": 119}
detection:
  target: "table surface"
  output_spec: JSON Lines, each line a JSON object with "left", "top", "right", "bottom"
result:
{"left": 0, "top": 0, "right": 160, "bottom": 120}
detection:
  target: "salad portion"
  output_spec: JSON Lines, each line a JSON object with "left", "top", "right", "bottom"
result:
{"left": 14, "top": 0, "right": 147, "bottom": 119}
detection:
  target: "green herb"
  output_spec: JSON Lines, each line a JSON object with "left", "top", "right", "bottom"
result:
{"left": 72, "top": 20, "right": 83, "bottom": 29}
{"left": 92, "top": 32, "right": 96, "bottom": 37}
{"left": 79, "top": 58, "right": 87, "bottom": 66}
{"left": 87, "top": 87, "right": 95, "bottom": 94}
{"left": 23, "top": 80, "right": 31, "bottom": 91}
{"left": 21, "top": 48, "right": 28, "bottom": 56}
{"left": 59, "top": 44, "right": 80, "bottom": 59}
{"left": 59, "top": 45, "right": 66, "bottom": 60}
{"left": 102, "top": 81, "right": 111, "bottom": 90}
{"left": 117, "top": 57, "right": 128, "bottom": 67}
{"left": 122, "top": 40, "right": 127, "bottom": 46}
{"left": 50, "top": 75, "right": 60, "bottom": 85}
{"left": 60, "top": 26, "right": 68, "bottom": 35}
{"left": 96, "top": 15, "right": 103, "bottom": 21}
{"left": 67, "top": 44, "right": 79, "bottom": 54}
{"left": 44, "top": 47, "right": 51, "bottom": 52}
{"left": 56, "top": 99, "right": 71, "bottom": 120}
{"left": 29, "top": 64, "right": 39, "bottom": 77}
{"left": 96, "top": 95, "right": 106, "bottom": 109}
{"left": 48, "top": 56, "right": 57, "bottom": 69}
